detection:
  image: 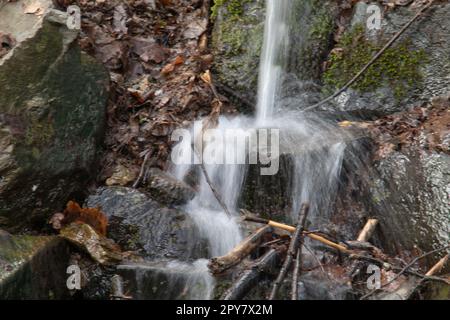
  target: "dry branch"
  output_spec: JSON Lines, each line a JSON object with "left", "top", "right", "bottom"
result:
{"left": 209, "top": 226, "right": 273, "bottom": 274}
{"left": 269, "top": 203, "right": 309, "bottom": 300}
{"left": 360, "top": 245, "right": 450, "bottom": 300}
{"left": 193, "top": 70, "right": 232, "bottom": 216}
{"left": 243, "top": 214, "right": 351, "bottom": 253}
{"left": 222, "top": 248, "right": 282, "bottom": 300}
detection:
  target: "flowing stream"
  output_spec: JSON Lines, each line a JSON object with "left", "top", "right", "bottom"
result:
{"left": 163, "top": 0, "right": 351, "bottom": 299}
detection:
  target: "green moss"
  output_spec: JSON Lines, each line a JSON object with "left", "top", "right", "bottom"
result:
{"left": 323, "top": 24, "right": 428, "bottom": 100}
{"left": 24, "top": 118, "right": 54, "bottom": 148}
{"left": 309, "top": 9, "right": 333, "bottom": 42}
{"left": 211, "top": 0, "right": 252, "bottom": 20}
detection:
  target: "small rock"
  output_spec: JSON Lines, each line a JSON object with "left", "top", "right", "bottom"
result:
{"left": 145, "top": 168, "right": 196, "bottom": 206}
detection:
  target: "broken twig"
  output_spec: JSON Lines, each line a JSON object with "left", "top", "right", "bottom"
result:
{"left": 269, "top": 203, "right": 309, "bottom": 300}
{"left": 360, "top": 245, "right": 450, "bottom": 300}
{"left": 357, "top": 219, "right": 379, "bottom": 242}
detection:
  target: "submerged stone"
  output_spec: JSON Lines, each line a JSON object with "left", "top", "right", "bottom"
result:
{"left": 0, "top": 0, "right": 109, "bottom": 231}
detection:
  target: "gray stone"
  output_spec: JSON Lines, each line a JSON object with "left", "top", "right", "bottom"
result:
{"left": 85, "top": 187, "right": 208, "bottom": 260}
{"left": 369, "top": 149, "right": 450, "bottom": 262}
{"left": 0, "top": 0, "right": 109, "bottom": 231}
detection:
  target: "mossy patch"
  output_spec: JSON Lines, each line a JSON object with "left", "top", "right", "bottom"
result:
{"left": 323, "top": 24, "right": 428, "bottom": 100}
{"left": 211, "top": 0, "right": 252, "bottom": 20}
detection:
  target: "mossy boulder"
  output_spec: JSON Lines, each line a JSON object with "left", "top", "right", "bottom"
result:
{"left": 211, "top": 0, "right": 336, "bottom": 112}
{"left": 321, "top": 2, "right": 450, "bottom": 117}
{"left": 0, "top": 1, "right": 109, "bottom": 231}
{"left": 0, "top": 232, "right": 71, "bottom": 299}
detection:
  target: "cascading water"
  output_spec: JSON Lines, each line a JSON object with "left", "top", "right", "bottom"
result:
{"left": 165, "top": 0, "right": 351, "bottom": 299}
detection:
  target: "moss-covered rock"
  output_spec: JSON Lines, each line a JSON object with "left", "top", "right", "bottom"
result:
{"left": 0, "top": 1, "right": 109, "bottom": 231}
{"left": 321, "top": 2, "right": 450, "bottom": 117}
{"left": 0, "top": 233, "right": 71, "bottom": 299}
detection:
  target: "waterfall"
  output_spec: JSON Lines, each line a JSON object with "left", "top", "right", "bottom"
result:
{"left": 166, "top": 0, "right": 350, "bottom": 299}
{"left": 256, "top": 0, "right": 291, "bottom": 123}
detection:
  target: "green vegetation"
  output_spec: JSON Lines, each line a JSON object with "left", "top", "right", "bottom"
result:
{"left": 211, "top": 0, "right": 252, "bottom": 20}
{"left": 323, "top": 24, "right": 428, "bottom": 99}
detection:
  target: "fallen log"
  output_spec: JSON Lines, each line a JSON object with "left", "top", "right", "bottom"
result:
{"left": 243, "top": 214, "right": 351, "bottom": 254}
{"left": 222, "top": 248, "right": 282, "bottom": 300}
{"left": 209, "top": 225, "right": 273, "bottom": 274}
{"left": 269, "top": 203, "right": 309, "bottom": 300}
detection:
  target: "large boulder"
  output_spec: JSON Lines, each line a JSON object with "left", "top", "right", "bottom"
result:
{"left": 0, "top": 232, "right": 72, "bottom": 299}
{"left": 338, "top": 96, "right": 450, "bottom": 269}
{"left": 85, "top": 187, "right": 208, "bottom": 260}
{"left": 211, "top": 0, "right": 336, "bottom": 112}
{"left": 0, "top": 0, "right": 109, "bottom": 231}
{"left": 322, "top": 1, "right": 450, "bottom": 117}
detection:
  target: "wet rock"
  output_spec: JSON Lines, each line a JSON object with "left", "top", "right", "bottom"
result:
{"left": 0, "top": 0, "right": 109, "bottom": 231}
{"left": 60, "top": 223, "right": 123, "bottom": 266}
{"left": 211, "top": 0, "right": 336, "bottom": 112}
{"left": 144, "top": 168, "right": 196, "bottom": 206}
{"left": 0, "top": 235, "right": 71, "bottom": 299}
{"left": 368, "top": 149, "right": 450, "bottom": 265}
{"left": 116, "top": 260, "right": 214, "bottom": 300}
{"left": 322, "top": 2, "right": 450, "bottom": 116}
{"left": 85, "top": 187, "right": 207, "bottom": 260}
{"left": 341, "top": 98, "right": 450, "bottom": 268}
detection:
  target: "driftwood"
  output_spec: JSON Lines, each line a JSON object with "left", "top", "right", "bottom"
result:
{"left": 223, "top": 248, "right": 283, "bottom": 300}
{"left": 304, "top": 0, "right": 437, "bottom": 111}
{"left": 243, "top": 214, "right": 351, "bottom": 253}
{"left": 269, "top": 203, "right": 309, "bottom": 300}
{"left": 209, "top": 226, "right": 273, "bottom": 274}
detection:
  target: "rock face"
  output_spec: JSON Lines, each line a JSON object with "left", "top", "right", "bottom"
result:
{"left": 0, "top": 233, "right": 71, "bottom": 299}
{"left": 211, "top": 0, "right": 336, "bottom": 111}
{"left": 339, "top": 96, "right": 450, "bottom": 268}
{"left": 322, "top": 2, "right": 450, "bottom": 116}
{"left": 0, "top": 0, "right": 109, "bottom": 231}
{"left": 85, "top": 187, "right": 207, "bottom": 260}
